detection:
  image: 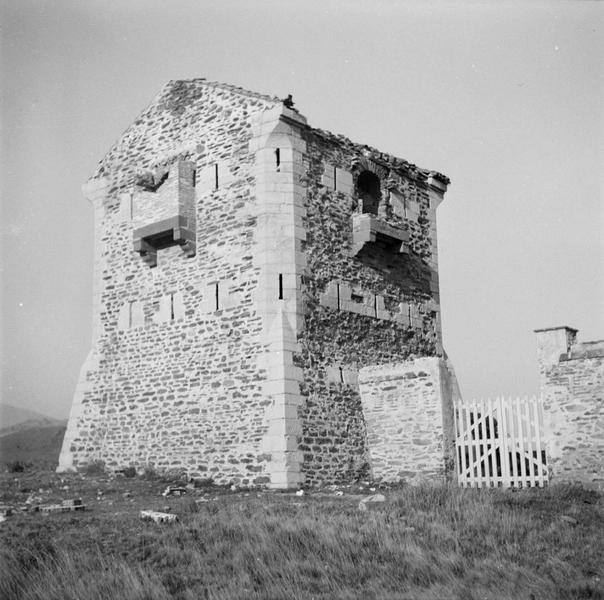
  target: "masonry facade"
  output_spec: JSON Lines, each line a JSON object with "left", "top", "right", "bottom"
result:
{"left": 58, "top": 79, "right": 456, "bottom": 488}
{"left": 535, "top": 327, "right": 604, "bottom": 489}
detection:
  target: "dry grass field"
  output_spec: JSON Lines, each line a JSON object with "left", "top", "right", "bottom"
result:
{"left": 0, "top": 466, "right": 602, "bottom": 600}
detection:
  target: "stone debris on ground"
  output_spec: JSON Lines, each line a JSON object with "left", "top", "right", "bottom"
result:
{"left": 358, "top": 494, "right": 386, "bottom": 511}
{"left": 162, "top": 485, "right": 187, "bottom": 497}
{"left": 140, "top": 510, "right": 178, "bottom": 523}
{"left": 39, "top": 499, "right": 86, "bottom": 514}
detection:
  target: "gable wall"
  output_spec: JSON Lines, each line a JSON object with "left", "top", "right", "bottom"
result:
{"left": 59, "top": 85, "right": 281, "bottom": 485}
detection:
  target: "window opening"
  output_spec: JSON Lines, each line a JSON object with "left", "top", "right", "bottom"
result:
{"left": 275, "top": 148, "right": 281, "bottom": 170}
{"left": 214, "top": 164, "right": 219, "bottom": 190}
{"left": 356, "top": 171, "right": 381, "bottom": 215}
{"left": 333, "top": 166, "right": 337, "bottom": 191}
{"left": 336, "top": 284, "right": 341, "bottom": 310}
{"left": 170, "top": 293, "right": 175, "bottom": 321}
{"left": 338, "top": 366, "right": 344, "bottom": 383}
{"left": 215, "top": 283, "right": 220, "bottom": 311}
{"left": 278, "top": 274, "right": 283, "bottom": 299}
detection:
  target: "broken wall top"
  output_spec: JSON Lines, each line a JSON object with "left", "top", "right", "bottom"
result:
{"left": 92, "top": 79, "right": 282, "bottom": 193}
{"left": 90, "top": 78, "right": 449, "bottom": 195}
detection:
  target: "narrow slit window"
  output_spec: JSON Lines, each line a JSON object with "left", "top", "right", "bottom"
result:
{"left": 128, "top": 301, "right": 135, "bottom": 328}
{"left": 339, "top": 366, "right": 344, "bottom": 383}
{"left": 170, "top": 293, "right": 175, "bottom": 321}
{"left": 215, "top": 283, "right": 220, "bottom": 311}
{"left": 333, "top": 166, "right": 337, "bottom": 191}
{"left": 373, "top": 295, "right": 378, "bottom": 318}
{"left": 214, "top": 164, "right": 219, "bottom": 190}
{"left": 336, "top": 284, "right": 341, "bottom": 310}
{"left": 278, "top": 274, "right": 283, "bottom": 299}
{"left": 275, "top": 148, "right": 281, "bottom": 171}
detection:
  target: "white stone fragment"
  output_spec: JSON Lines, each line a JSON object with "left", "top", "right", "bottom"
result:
{"left": 140, "top": 510, "right": 178, "bottom": 523}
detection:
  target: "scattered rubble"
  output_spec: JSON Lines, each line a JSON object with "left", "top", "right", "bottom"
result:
{"left": 162, "top": 485, "right": 187, "bottom": 497}
{"left": 115, "top": 467, "right": 136, "bottom": 478}
{"left": 40, "top": 499, "right": 86, "bottom": 514}
{"left": 140, "top": 510, "right": 178, "bottom": 523}
{"left": 358, "top": 494, "right": 386, "bottom": 511}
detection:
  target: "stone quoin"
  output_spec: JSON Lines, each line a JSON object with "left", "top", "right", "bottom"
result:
{"left": 58, "top": 79, "right": 460, "bottom": 488}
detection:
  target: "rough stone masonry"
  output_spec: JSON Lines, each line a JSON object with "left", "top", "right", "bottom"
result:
{"left": 535, "top": 327, "right": 604, "bottom": 489}
{"left": 58, "top": 79, "right": 460, "bottom": 488}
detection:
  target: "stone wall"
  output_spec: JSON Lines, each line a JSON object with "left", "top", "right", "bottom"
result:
{"left": 297, "top": 130, "right": 449, "bottom": 485}
{"left": 59, "top": 81, "right": 283, "bottom": 486}
{"left": 535, "top": 327, "right": 604, "bottom": 489}
{"left": 358, "top": 358, "right": 457, "bottom": 484}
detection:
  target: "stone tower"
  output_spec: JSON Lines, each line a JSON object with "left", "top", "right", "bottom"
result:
{"left": 58, "top": 79, "right": 456, "bottom": 488}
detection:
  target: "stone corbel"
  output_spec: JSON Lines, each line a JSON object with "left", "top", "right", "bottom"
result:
{"left": 351, "top": 213, "right": 409, "bottom": 256}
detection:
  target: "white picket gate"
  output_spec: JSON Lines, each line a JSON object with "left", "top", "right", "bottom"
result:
{"left": 454, "top": 396, "right": 549, "bottom": 488}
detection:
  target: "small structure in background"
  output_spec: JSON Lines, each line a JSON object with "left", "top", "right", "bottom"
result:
{"left": 451, "top": 327, "right": 603, "bottom": 491}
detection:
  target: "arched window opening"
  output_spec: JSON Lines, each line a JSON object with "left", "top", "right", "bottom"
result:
{"left": 356, "top": 171, "right": 381, "bottom": 215}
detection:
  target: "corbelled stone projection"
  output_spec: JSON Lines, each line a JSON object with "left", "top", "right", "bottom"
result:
{"left": 58, "top": 79, "right": 457, "bottom": 488}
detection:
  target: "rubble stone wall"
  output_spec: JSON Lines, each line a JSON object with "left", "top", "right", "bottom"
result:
{"left": 297, "top": 131, "right": 448, "bottom": 485}
{"left": 535, "top": 327, "right": 604, "bottom": 490}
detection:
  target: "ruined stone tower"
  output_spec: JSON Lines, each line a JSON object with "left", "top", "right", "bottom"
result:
{"left": 58, "top": 79, "right": 457, "bottom": 488}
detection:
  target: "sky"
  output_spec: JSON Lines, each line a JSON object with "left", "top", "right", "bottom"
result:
{"left": 1, "top": 0, "right": 603, "bottom": 419}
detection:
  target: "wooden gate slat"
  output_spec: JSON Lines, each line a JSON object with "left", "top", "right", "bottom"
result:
{"left": 463, "top": 396, "right": 474, "bottom": 487}
{"left": 525, "top": 398, "right": 536, "bottom": 487}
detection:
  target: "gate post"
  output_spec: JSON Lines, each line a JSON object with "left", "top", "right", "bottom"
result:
{"left": 535, "top": 326, "right": 604, "bottom": 490}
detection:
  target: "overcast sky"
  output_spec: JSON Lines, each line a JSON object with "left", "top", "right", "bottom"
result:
{"left": 1, "top": 0, "right": 603, "bottom": 419}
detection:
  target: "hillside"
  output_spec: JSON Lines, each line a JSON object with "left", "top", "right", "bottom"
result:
{"left": 0, "top": 423, "right": 66, "bottom": 467}
{"left": 0, "top": 403, "right": 62, "bottom": 434}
